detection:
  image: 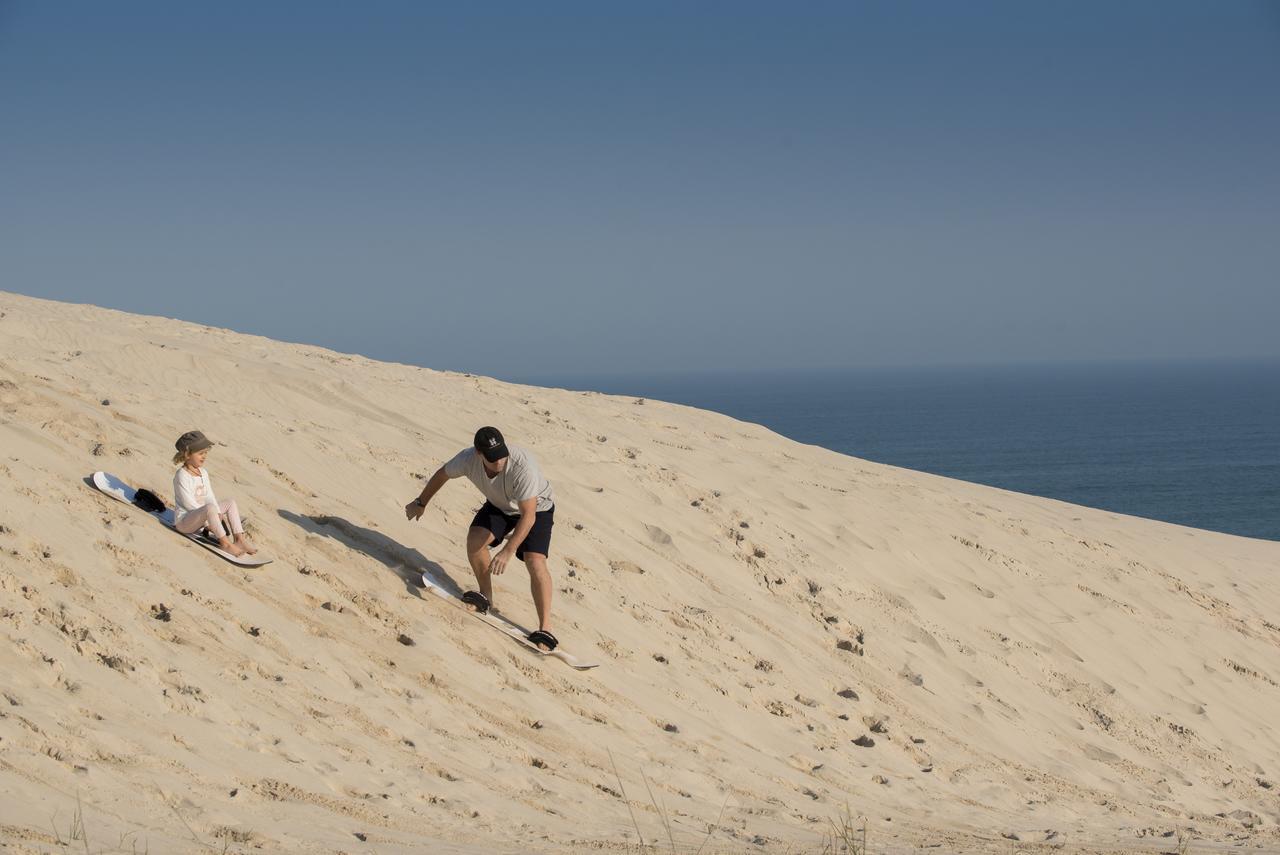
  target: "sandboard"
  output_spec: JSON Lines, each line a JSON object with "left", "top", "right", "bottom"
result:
{"left": 91, "top": 471, "right": 271, "bottom": 567}
{"left": 419, "top": 572, "right": 598, "bottom": 670}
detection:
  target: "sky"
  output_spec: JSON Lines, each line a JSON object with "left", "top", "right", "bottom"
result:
{"left": 2, "top": 1, "right": 1278, "bottom": 379}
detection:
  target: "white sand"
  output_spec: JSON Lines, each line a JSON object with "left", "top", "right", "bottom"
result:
{"left": 1, "top": 290, "right": 1277, "bottom": 853}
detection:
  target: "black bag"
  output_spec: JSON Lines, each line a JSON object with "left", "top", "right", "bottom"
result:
{"left": 133, "top": 488, "right": 167, "bottom": 514}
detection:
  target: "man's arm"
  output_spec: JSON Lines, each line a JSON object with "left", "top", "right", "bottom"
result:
{"left": 488, "top": 497, "right": 537, "bottom": 575}
{"left": 405, "top": 467, "right": 453, "bottom": 521}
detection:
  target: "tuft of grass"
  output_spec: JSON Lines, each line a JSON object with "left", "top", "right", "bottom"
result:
{"left": 608, "top": 752, "right": 730, "bottom": 854}
{"left": 48, "top": 792, "right": 160, "bottom": 855}
{"left": 693, "top": 795, "right": 729, "bottom": 855}
{"left": 50, "top": 792, "right": 90, "bottom": 853}
{"left": 609, "top": 749, "right": 647, "bottom": 849}
{"left": 819, "top": 803, "right": 866, "bottom": 855}
{"left": 74, "top": 792, "right": 90, "bottom": 854}
{"left": 118, "top": 829, "right": 150, "bottom": 854}
{"left": 640, "top": 768, "right": 677, "bottom": 853}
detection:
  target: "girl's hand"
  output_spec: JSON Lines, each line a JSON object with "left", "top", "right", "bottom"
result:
{"left": 405, "top": 499, "right": 426, "bottom": 521}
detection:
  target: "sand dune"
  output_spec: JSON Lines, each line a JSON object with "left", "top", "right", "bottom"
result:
{"left": 1, "top": 291, "right": 1277, "bottom": 853}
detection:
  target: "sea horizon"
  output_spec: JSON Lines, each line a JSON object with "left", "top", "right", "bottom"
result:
{"left": 501, "top": 358, "right": 1280, "bottom": 543}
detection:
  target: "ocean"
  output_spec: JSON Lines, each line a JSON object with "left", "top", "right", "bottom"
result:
{"left": 509, "top": 361, "right": 1280, "bottom": 542}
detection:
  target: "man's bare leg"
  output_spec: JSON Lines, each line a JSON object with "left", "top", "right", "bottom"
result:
{"left": 466, "top": 526, "right": 495, "bottom": 606}
{"left": 523, "top": 552, "right": 553, "bottom": 632}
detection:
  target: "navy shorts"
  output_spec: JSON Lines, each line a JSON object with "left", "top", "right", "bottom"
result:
{"left": 469, "top": 501, "right": 555, "bottom": 559}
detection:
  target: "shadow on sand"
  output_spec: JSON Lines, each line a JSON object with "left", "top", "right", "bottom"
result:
{"left": 276, "top": 509, "right": 465, "bottom": 599}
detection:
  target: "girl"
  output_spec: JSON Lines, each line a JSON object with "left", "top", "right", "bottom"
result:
{"left": 172, "top": 430, "right": 257, "bottom": 556}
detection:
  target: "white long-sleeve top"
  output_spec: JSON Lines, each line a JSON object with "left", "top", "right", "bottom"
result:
{"left": 173, "top": 466, "right": 219, "bottom": 526}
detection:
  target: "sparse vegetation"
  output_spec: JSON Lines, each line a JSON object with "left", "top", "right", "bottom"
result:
{"left": 609, "top": 750, "right": 728, "bottom": 854}
{"left": 819, "top": 804, "right": 867, "bottom": 855}
{"left": 49, "top": 791, "right": 89, "bottom": 852}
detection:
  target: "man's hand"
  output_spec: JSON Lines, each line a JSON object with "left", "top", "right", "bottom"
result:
{"left": 488, "top": 547, "right": 516, "bottom": 576}
{"left": 404, "top": 499, "right": 426, "bottom": 521}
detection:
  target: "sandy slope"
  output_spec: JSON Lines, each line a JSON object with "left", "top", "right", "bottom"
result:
{"left": 0, "top": 290, "right": 1277, "bottom": 854}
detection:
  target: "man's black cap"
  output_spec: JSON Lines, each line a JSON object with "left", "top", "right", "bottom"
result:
{"left": 474, "top": 426, "right": 509, "bottom": 463}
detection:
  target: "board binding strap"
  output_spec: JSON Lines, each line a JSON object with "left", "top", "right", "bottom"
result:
{"left": 420, "top": 572, "right": 597, "bottom": 670}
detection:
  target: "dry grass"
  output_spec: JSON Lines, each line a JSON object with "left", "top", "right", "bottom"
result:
{"left": 819, "top": 804, "right": 867, "bottom": 854}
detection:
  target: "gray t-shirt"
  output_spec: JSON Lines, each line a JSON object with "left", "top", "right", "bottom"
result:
{"left": 444, "top": 444, "right": 555, "bottom": 514}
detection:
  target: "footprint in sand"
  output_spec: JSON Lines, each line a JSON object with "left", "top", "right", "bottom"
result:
{"left": 645, "top": 524, "right": 672, "bottom": 546}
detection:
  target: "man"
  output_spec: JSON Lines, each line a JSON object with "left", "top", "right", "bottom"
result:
{"left": 405, "top": 426, "right": 559, "bottom": 651}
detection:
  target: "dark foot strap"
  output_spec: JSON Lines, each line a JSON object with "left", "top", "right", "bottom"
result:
{"left": 461, "top": 590, "right": 491, "bottom": 614}
{"left": 527, "top": 630, "right": 559, "bottom": 651}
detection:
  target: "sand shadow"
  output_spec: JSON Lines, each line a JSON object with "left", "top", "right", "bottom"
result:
{"left": 276, "top": 509, "right": 464, "bottom": 599}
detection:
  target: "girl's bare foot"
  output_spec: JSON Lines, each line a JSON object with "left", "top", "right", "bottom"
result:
{"left": 218, "top": 537, "right": 247, "bottom": 557}
{"left": 235, "top": 535, "right": 258, "bottom": 555}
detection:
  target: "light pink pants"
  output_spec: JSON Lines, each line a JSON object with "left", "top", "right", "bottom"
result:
{"left": 175, "top": 500, "right": 243, "bottom": 540}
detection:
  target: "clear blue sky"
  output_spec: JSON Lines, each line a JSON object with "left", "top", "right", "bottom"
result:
{"left": 3, "top": 1, "right": 1278, "bottom": 378}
